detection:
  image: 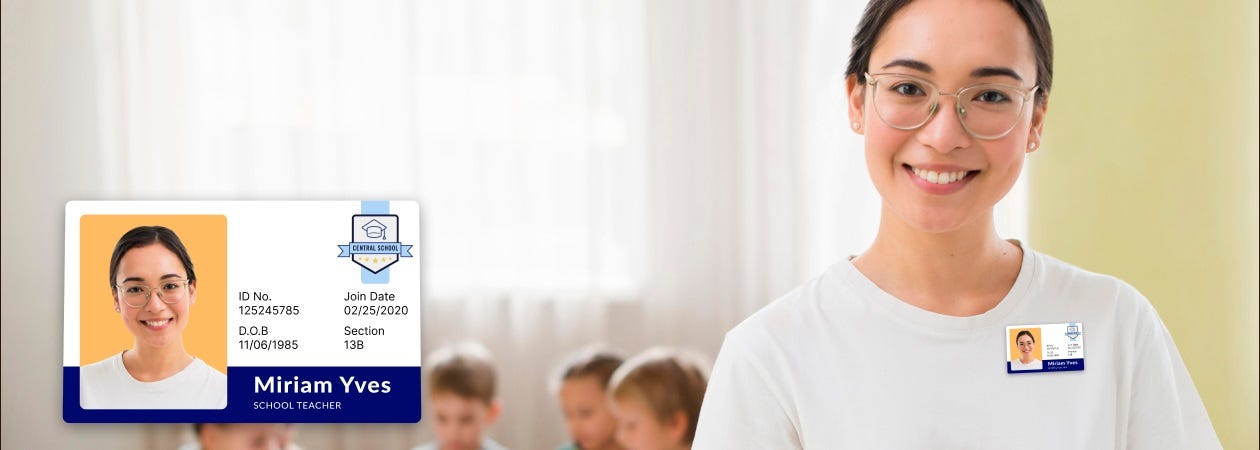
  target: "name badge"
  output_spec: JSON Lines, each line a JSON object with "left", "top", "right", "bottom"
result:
{"left": 1006, "top": 323, "right": 1084, "bottom": 374}
{"left": 63, "top": 201, "right": 422, "bottom": 423}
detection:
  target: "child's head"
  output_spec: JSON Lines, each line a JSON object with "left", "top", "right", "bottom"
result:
{"left": 607, "top": 348, "right": 709, "bottom": 450}
{"left": 552, "top": 346, "right": 625, "bottom": 450}
{"left": 195, "top": 423, "right": 295, "bottom": 450}
{"left": 427, "top": 342, "right": 501, "bottom": 450}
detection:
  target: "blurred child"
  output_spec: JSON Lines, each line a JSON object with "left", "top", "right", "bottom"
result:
{"left": 608, "top": 348, "right": 708, "bottom": 450}
{"left": 552, "top": 346, "right": 626, "bottom": 450}
{"left": 413, "top": 342, "right": 511, "bottom": 450}
{"left": 181, "top": 423, "right": 300, "bottom": 450}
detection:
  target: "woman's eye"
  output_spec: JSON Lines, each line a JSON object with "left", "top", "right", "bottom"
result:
{"left": 162, "top": 282, "right": 180, "bottom": 290}
{"left": 974, "top": 90, "right": 1011, "bottom": 103}
{"left": 891, "top": 83, "right": 925, "bottom": 96}
{"left": 125, "top": 286, "right": 144, "bottom": 294}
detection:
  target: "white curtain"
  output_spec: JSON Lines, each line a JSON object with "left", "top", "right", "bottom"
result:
{"left": 90, "top": 1, "right": 1025, "bottom": 449}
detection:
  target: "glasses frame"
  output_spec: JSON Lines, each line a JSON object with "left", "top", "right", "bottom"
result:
{"left": 864, "top": 72, "right": 1039, "bottom": 140}
{"left": 114, "top": 278, "right": 192, "bottom": 309}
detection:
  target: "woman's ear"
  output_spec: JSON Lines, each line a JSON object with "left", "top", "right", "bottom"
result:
{"left": 113, "top": 292, "right": 121, "bottom": 313}
{"left": 846, "top": 74, "right": 866, "bottom": 135}
{"left": 1026, "top": 97, "right": 1048, "bottom": 153}
{"left": 187, "top": 279, "right": 198, "bottom": 305}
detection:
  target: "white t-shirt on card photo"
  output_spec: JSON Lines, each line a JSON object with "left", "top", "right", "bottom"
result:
{"left": 1010, "top": 358, "right": 1042, "bottom": 371}
{"left": 80, "top": 351, "right": 227, "bottom": 409}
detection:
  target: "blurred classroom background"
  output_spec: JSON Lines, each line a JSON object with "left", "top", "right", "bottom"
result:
{"left": 2, "top": 0, "right": 1255, "bottom": 448}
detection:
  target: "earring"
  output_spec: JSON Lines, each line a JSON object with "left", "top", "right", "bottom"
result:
{"left": 1028, "top": 142, "right": 1038, "bottom": 150}
{"left": 852, "top": 121, "right": 861, "bottom": 131}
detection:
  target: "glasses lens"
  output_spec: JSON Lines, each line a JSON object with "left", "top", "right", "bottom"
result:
{"left": 959, "top": 84, "right": 1027, "bottom": 139}
{"left": 119, "top": 280, "right": 186, "bottom": 307}
{"left": 157, "top": 280, "right": 187, "bottom": 304}
{"left": 119, "top": 283, "right": 151, "bottom": 308}
{"left": 872, "top": 76, "right": 935, "bottom": 130}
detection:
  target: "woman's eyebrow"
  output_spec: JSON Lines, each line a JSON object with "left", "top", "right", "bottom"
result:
{"left": 971, "top": 66, "right": 1024, "bottom": 82}
{"left": 881, "top": 59, "right": 933, "bottom": 73}
{"left": 880, "top": 59, "right": 1025, "bottom": 83}
{"left": 119, "top": 274, "right": 183, "bottom": 283}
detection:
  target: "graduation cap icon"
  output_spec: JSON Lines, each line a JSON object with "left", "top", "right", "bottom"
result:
{"left": 361, "top": 219, "right": 387, "bottom": 239}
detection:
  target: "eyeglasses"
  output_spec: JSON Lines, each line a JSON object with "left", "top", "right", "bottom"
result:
{"left": 865, "top": 72, "right": 1038, "bottom": 140}
{"left": 114, "top": 279, "right": 191, "bottom": 308}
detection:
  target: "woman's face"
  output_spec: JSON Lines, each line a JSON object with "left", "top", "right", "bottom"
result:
{"left": 848, "top": 0, "right": 1047, "bottom": 234}
{"left": 113, "top": 244, "right": 196, "bottom": 349}
{"left": 1017, "top": 335, "right": 1036, "bottom": 360}
{"left": 559, "top": 376, "right": 620, "bottom": 450}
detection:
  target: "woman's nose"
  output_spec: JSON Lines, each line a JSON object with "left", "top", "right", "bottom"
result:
{"left": 144, "top": 294, "right": 168, "bottom": 312}
{"left": 916, "top": 96, "right": 972, "bottom": 153}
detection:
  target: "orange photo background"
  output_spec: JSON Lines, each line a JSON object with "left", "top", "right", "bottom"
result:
{"left": 1007, "top": 327, "right": 1043, "bottom": 362}
{"left": 79, "top": 215, "right": 227, "bottom": 372}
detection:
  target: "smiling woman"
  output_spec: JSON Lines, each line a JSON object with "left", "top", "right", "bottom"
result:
{"left": 692, "top": 0, "right": 1221, "bottom": 448}
{"left": 79, "top": 225, "right": 227, "bottom": 409}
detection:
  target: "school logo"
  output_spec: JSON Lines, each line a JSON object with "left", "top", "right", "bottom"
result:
{"left": 1065, "top": 323, "right": 1081, "bottom": 341}
{"left": 337, "top": 214, "right": 414, "bottom": 273}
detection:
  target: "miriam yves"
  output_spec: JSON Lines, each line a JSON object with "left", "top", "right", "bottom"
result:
{"left": 254, "top": 375, "right": 391, "bottom": 394}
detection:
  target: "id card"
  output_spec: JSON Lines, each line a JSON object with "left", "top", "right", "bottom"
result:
{"left": 63, "top": 201, "right": 421, "bottom": 423}
{"left": 1006, "top": 323, "right": 1084, "bottom": 374}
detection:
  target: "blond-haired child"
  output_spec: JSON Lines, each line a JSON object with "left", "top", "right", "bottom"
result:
{"left": 607, "top": 348, "right": 708, "bottom": 450}
{"left": 413, "top": 342, "right": 510, "bottom": 450}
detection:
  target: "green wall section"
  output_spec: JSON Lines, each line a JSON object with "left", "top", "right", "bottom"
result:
{"left": 1034, "top": 1, "right": 1258, "bottom": 448}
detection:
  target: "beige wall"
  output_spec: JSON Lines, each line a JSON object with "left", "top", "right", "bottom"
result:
{"left": 1034, "top": 1, "right": 1259, "bottom": 448}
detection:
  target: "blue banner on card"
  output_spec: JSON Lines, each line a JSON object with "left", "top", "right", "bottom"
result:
{"left": 64, "top": 366, "right": 421, "bottom": 423}
{"left": 1006, "top": 358, "right": 1084, "bottom": 374}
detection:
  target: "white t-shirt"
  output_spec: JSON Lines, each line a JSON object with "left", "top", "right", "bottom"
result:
{"left": 81, "top": 351, "right": 227, "bottom": 409}
{"left": 1010, "top": 358, "right": 1042, "bottom": 371}
{"left": 693, "top": 246, "right": 1220, "bottom": 449}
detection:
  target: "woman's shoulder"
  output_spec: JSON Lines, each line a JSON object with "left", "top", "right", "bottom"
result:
{"left": 1028, "top": 249, "right": 1158, "bottom": 319}
{"left": 723, "top": 262, "right": 856, "bottom": 353}
{"left": 1033, "top": 248, "right": 1154, "bottom": 297}
{"left": 186, "top": 357, "right": 227, "bottom": 381}
{"left": 81, "top": 352, "right": 124, "bottom": 375}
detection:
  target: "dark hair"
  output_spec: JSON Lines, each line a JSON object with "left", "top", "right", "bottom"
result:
{"left": 108, "top": 225, "right": 197, "bottom": 291}
{"left": 609, "top": 348, "right": 709, "bottom": 444}
{"left": 1016, "top": 330, "right": 1035, "bottom": 343}
{"left": 552, "top": 346, "right": 625, "bottom": 394}
{"left": 428, "top": 342, "right": 497, "bottom": 404}
{"left": 845, "top": 0, "right": 1053, "bottom": 105}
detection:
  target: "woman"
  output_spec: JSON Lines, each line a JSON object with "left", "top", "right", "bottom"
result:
{"left": 693, "top": 0, "right": 1220, "bottom": 448}
{"left": 80, "top": 225, "right": 227, "bottom": 409}
{"left": 1011, "top": 329, "right": 1041, "bottom": 371}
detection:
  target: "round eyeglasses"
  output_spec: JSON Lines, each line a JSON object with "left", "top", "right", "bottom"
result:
{"left": 114, "top": 279, "right": 191, "bottom": 308}
{"left": 865, "top": 72, "right": 1038, "bottom": 140}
